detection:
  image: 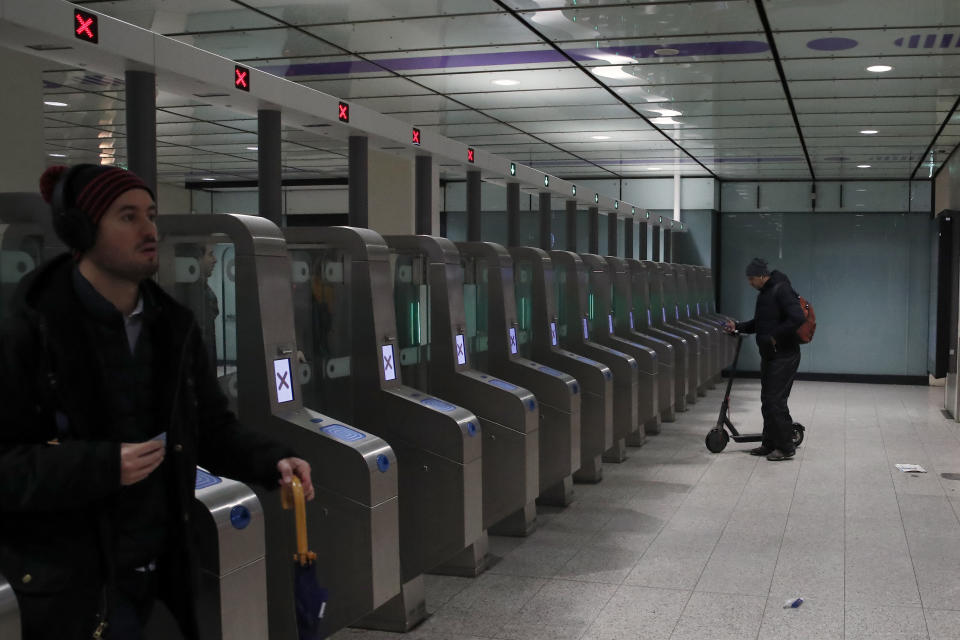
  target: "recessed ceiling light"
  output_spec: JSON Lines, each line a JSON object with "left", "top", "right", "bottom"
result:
{"left": 247, "top": 146, "right": 259, "bottom": 151}
{"left": 48, "top": 153, "right": 66, "bottom": 157}
{"left": 589, "top": 53, "right": 638, "bottom": 65}
{"left": 647, "top": 167, "right": 661, "bottom": 171}
{"left": 856, "top": 188, "right": 867, "bottom": 192}
{"left": 591, "top": 135, "right": 611, "bottom": 140}
{"left": 202, "top": 177, "right": 216, "bottom": 181}
{"left": 866, "top": 65, "right": 893, "bottom": 73}
{"left": 654, "top": 108, "right": 682, "bottom": 117}
{"left": 592, "top": 65, "right": 634, "bottom": 80}
{"left": 857, "top": 164, "right": 871, "bottom": 168}
{"left": 44, "top": 101, "right": 68, "bottom": 107}
{"left": 654, "top": 48, "right": 680, "bottom": 56}
{"left": 860, "top": 130, "right": 878, "bottom": 134}
{"left": 650, "top": 117, "right": 680, "bottom": 125}
{"left": 492, "top": 79, "right": 520, "bottom": 86}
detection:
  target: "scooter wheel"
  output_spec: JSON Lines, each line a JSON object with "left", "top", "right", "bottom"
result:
{"left": 705, "top": 428, "right": 729, "bottom": 453}
{"left": 792, "top": 423, "right": 805, "bottom": 447}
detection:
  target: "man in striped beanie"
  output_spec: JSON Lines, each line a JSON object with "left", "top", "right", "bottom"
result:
{"left": 0, "top": 165, "right": 313, "bottom": 640}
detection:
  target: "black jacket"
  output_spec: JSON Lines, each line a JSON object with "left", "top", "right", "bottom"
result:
{"left": 735, "top": 270, "right": 806, "bottom": 358}
{"left": 0, "top": 254, "right": 295, "bottom": 639}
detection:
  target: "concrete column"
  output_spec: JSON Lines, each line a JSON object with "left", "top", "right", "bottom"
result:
{"left": 639, "top": 222, "right": 648, "bottom": 260}
{"left": 467, "top": 170, "right": 482, "bottom": 242}
{"left": 565, "top": 200, "right": 577, "bottom": 251}
{"left": 507, "top": 182, "right": 521, "bottom": 247}
{"left": 588, "top": 206, "right": 599, "bottom": 254}
{"left": 415, "top": 155, "right": 433, "bottom": 235}
{"left": 348, "top": 136, "right": 369, "bottom": 228}
{"left": 257, "top": 109, "right": 282, "bottom": 227}
{"left": 0, "top": 49, "right": 46, "bottom": 192}
{"left": 624, "top": 216, "right": 634, "bottom": 258}
{"left": 607, "top": 211, "right": 618, "bottom": 257}
{"left": 125, "top": 70, "right": 158, "bottom": 195}
{"left": 367, "top": 148, "right": 415, "bottom": 235}
{"left": 538, "top": 192, "right": 551, "bottom": 251}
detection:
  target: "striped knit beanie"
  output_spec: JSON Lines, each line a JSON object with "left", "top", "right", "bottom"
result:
{"left": 39, "top": 164, "right": 154, "bottom": 228}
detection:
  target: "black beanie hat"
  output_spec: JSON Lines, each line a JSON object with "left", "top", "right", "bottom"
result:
{"left": 745, "top": 258, "right": 769, "bottom": 277}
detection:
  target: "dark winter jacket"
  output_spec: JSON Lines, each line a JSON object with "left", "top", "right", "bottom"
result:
{"left": 0, "top": 254, "right": 295, "bottom": 639}
{"left": 735, "top": 270, "right": 805, "bottom": 359}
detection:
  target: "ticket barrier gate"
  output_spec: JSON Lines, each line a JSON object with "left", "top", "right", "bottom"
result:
{"left": 157, "top": 216, "right": 401, "bottom": 639}
{"left": 0, "top": 193, "right": 66, "bottom": 320}
{"left": 672, "top": 264, "right": 726, "bottom": 386}
{"left": 660, "top": 263, "right": 719, "bottom": 391}
{"left": 580, "top": 254, "right": 660, "bottom": 437}
{"left": 284, "top": 226, "right": 483, "bottom": 630}
{"left": 690, "top": 266, "right": 737, "bottom": 366}
{"left": 510, "top": 247, "right": 612, "bottom": 483}
{"left": 0, "top": 573, "right": 19, "bottom": 639}
{"left": 642, "top": 261, "right": 705, "bottom": 403}
{"left": 602, "top": 256, "right": 677, "bottom": 428}
{"left": 387, "top": 235, "right": 539, "bottom": 546}
{"left": 551, "top": 250, "right": 641, "bottom": 457}
{"left": 459, "top": 242, "right": 580, "bottom": 506}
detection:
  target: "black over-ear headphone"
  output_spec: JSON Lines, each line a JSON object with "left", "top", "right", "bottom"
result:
{"left": 50, "top": 164, "right": 97, "bottom": 253}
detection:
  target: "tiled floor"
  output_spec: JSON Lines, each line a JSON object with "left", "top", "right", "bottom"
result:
{"left": 333, "top": 380, "right": 960, "bottom": 640}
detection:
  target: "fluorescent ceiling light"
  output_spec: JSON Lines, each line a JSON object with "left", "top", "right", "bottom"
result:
{"left": 48, "top": 153, "right": 66, "bottom": 157}
{"left": 588, "top": 53, "right": 638, "bottom": 65}
{"left": 654, "top": 48, "right": 680, "bottom": 56}
{"left": 866, "top": 65, "right": 893, "bottom": 72}
{"left": 592, "top": 65, "right": 634, "bottom": 80}
{"left": 860, "top": 130, "right": 878, "bottom": 134}
{"left": 202, "top": 177, "right": 216, "bottom": 181}
{"left": 591, "top": 135, "right": 611, "bottom": 140}
{"left": 44, "top": 101, "right": 68, "bottom": 107}
{"left": 857, "top": 164, "right": 871, "bottom": 168}
{"left": 492, "top": 79, "right": 520, "bottom": 86}
{"left": 650, "top": 117, "right": 680, "bottom": 125}
{"left": 653, "top": 108, "right": 682, "bottom": 117}
{"left": 647, "top": 167, "right": 661, "bottom": 170}
{"left": 247, "top": 146, "right": 259, "bottom": 150}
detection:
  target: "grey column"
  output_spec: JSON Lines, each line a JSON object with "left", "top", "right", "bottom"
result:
{"left": 639, "top": 223, "right": 648, "bottom": 260}
{"left": 507, "top": 182, "right": 521, "bottom": 247}
{"left": 538, "top": 192, "right": 552, "bottom": 251}
{"left": 607, "top": 212, "right": 618, "bottom": 257}
{"left": 624, "top": 217, "right": 634, "bottom": 258}
{"left": 348, "top": 136, "right": 368, "bottom": 228}
{"left": 588, "top": 206, "right": 599, "bottom": 254}
{"left": 467, "top": 170, "right": 482, "bottom": 242}
{"left": 415, "top": 155, "right": 433, "bottom": 235}
{"left": 124, "top": 70, "right": 157, "bottom": 195}
{"left": 652, "top": 226, "right": 661, "bottom": 261}
{"left": 565, "top": 200, "right": 577, "bottom": 252}
{"left": 257, "top": 109, "right": 282, "bottom": 227}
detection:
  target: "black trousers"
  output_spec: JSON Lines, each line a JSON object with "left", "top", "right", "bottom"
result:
{"left": 760, "top": 350, "right": 801, "bottom": 453}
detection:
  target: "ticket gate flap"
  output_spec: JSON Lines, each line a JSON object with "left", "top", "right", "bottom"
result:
{"left": 375, "top": 387, "right": 483, "bottom": 464}
{"left": 193, "top": 472, "right": 265, "bottom": 578}
{"left": 504, "top": 356, "right": 580, "bottom": 398}
{"left": 276, "top": 407, "right": 398, "bottom": 507}
{"left": 577, "top": 342, "right": 639, "bottom": 378}
{"left": 605, "top": 335, "right": 659, "bottom": 376}
{"left": 438, "top": 369, "right": 539, "bottom": 434}
{"left": 550, "top": 347, "right": 612, "bottom": 383}
{"left": 0, "top": 572, "right": 19, "bottom": 640}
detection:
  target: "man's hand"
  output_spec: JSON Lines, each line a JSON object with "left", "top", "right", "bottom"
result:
{"left": 277, "top": 457, "right": 314, "bottom": 501}
{"left": 723, "top": 320, "right": 736, "bottom": 334}
{"left": 120, "top": 441, "right": 165, "bottom": 486}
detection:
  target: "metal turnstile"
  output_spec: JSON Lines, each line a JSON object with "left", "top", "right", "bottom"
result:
{"left": 580, "top": 254, "right": 660, "bottom": 437}
{"left": 672, "top": 264, "right": 725, "bottom": 386}
{"left": 284, "top": 226, "right": 483, "bottom": 630}
{"left": 656, "top": 262, "right": 716, "bottom": 394}
{"left": 551, "top": 250, "right": 642, "bottom": 457}
{"left": 459, "top": 242, "right": 580, "bottom": 506}
{"left": 642, "top": 260, "right": 704, "bottom": 404}
{"left": 0, "top": 573, "right": 19, "bottom": 640}
{"left": 387, "top": 235, "right": 539, "bottom": 546}
{"left": 510, "top": 247, "right": 612, "bottom": 483}
{"left": 606, "top": 256, "right": 677, "bottom": 425}
{"left": 691, "top": 266, "right": 738, "bottom": 366}
{"left": 158, "top": 216, "right": 401, "bottom": 639}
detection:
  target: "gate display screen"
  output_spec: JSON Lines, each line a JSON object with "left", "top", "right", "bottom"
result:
{"left": 508, "top": 327, "right": 518, "bottom": 354}
{"left": 455, "top": 334, "right": 467, "bottom": 365}
{"left": 381, "top": 344, "right": 397, "bottom": 381}
{"left": 550, "top": 321, "right": 558, "bottom": 346}
{"left": 274, "top": 358, "right": 294, "bottom": 403}
{"left": 582, "top": 317, "right": 589, "bottom": 340}
{"left": 608, "top": 314, "right": 614, "bottom": 334}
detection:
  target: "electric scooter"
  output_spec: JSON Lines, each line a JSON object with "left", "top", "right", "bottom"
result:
{"left": 705, "top": 333, "right": 805, "bottom": 453}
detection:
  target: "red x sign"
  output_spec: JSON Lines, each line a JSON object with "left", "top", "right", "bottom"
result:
{"left": 412, "top": 128, "right": 421, "bottom": 146}
{"left": 74, "top": 11, "right": 98, "bottom": 43}
{"left": 467, "top": 148, "right": 475, "bottom": 163}
{"left": 338, "top": 102, "right": 350, "bottom": 122}
{"left": 234, "top": 65, "right": 249, "bottom": 91}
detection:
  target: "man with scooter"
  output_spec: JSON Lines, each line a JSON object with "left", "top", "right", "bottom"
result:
{"left": 723, "top": 258, "right": 805, "bottom": 461}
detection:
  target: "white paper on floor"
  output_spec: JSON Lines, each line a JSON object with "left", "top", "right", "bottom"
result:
{"left": 895, "top": 464, "right": 927, "bottom": 473}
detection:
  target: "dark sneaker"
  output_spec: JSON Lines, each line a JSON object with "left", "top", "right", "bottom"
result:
{"left": 766, "top": 449, "right": 795, "bottom": 461}
{"left": 750, "top": 446, "right": 772, "bottom": 456}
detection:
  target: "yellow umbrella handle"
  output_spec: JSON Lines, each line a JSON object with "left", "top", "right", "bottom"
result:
{"left": 281, "top": 476, "right": 317, "bottom": 566}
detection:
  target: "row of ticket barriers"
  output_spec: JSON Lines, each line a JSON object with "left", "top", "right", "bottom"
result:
{"left": 0, "top": 194, "right": 736, "bottom": 639}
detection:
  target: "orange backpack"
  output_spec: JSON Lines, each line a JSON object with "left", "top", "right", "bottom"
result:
{"left": 777, "top": 282, "right": 816, "bottom": 344}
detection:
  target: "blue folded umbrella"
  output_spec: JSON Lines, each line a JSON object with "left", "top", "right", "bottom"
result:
{"left": 283, "top": 477, "right": 328, "bottom": 640}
